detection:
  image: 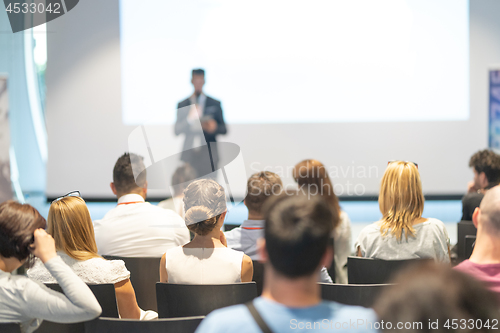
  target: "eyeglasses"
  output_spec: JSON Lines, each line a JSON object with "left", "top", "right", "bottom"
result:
{"left": 51, "top": 190, "right": 81, "bottom": 204}
{"left": 388, "top": 160, "right": 418, "bottom": 169}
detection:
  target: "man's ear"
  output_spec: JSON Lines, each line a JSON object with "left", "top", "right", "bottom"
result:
{"left": 142, "top": 181, "right": 148, "bottom": 196}
{"left": 256, "top": 238, "right": 268, "bottom": 262}
{"left": 472, "top": 207, "right": 480, "bottom": 228}
{"left": 320, "top": 246, "right": 334, "bottom": 269}
{"left": 218, "top": 211, "right": 227, "bottom": 225}
{"left": 110, "top": 182, "right": 117, "bottom": 196}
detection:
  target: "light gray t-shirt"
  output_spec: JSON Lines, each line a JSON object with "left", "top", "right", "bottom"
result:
{"left": 355, "top": 218, "right": 450, "bottom": 263}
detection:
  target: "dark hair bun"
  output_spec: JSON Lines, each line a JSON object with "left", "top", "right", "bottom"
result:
{"left": 185, "top": 206, "right": 211, "bottom": 225}
{"left": 184, "top": 206, "right": 219, "bottom": 236}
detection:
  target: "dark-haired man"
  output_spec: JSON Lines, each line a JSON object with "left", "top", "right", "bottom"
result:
{"left": 196, "top": 194, "right": 377, "bottom": 333}
{"left": 94, "top": 153, "right": 190, "bottom": 257}
{"left": 175, "top": 69, "right": 227, "bottom": 178}
{"left": 462, "top": 149, "right": 500, "bottom": 220}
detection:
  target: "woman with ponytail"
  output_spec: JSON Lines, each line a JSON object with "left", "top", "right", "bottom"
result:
{"left": 160, "top": 179, "right": 253, "bottom": 283}
{"left": 355, "top": 161, "right": 450, "bottom": 262}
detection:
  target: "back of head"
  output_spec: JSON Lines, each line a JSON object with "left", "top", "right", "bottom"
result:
{"left": 469, "top": 149, "right": 500, "bottom": 185}
{"left": 171, "top": 163, "right": 197, "bottom": 196}
{"left": 293, "top": 159, "right": 341, "bottom": 222}
{"left": 113, "top": 153, "right": 146, "bottom": 195}
{"left": 48, "top": 196, "right": 99, "bottom": 260}
{"left": 374, "top": 263, "right": 499, "bottom": 333}
{"left": 183, "top": 179, "right": 227, "bottom": 236}
{"left": 379, "top": 161, "right": 424, "bottom": 241}
{"left": 478, "top": 185, "right": 500, "bottom": 232}
{"left": 245, "top": 171, "right": 283, "bottom": 215}
{"left": 0, "top": 201, "right": 46, "bottom": 261}
{"left": 262, "top": 193, "right": 334, "bottom": 278}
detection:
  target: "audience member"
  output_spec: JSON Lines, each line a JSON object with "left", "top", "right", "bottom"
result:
{"left": 293, "top": 159, "right": 352, "bottom": 284}
{"left": 225, "top": 171, "right": 282, "bottom": 259}
{"left": 225, "top": 171, "right": 333, "bottom": 283}
{"left": 160, "top": 179, "right": 253, "bottom": 283}
{"left": 94, "top": 153, "right": 190, "bottom": 257}
{"left": 158, "top": 163, "right": 197, "bottom": 218}
{"left": 0, "top": 201, "right": 101, "bottom": 332}
{"left": 462, "top": 149, "right": 500, "bottom": 221}
{"left": 27, "top": 195, "right": 157, "bottom": 320}
{"left": 375, "top": 262, "right": 499, "bottom": 333}
{"left": 356, "top": 161, "right": 450, "bottom": 262}
{"left": 455, "top": 185, "right": 500, "bottom": 295}
{"left": 195, "top": 193, "right": 377, "bottom": 333}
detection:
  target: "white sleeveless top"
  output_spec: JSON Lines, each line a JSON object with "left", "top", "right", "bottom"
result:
{"left": 165, "top": 246, "right": 244, "bottom": 284}
{"left": 27, "top": 251, "right": 130, "bottom": 284}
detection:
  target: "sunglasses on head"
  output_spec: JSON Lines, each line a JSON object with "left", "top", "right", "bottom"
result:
{"left": 51, "top": 190, "right": 81, "bottom": 204}
{"left": 388, "top": 160, "right": 418, "bottom": 169}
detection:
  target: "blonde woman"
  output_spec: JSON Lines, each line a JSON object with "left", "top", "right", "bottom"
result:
{"left": 160, "top": 179, "right": 253, "bottom": 284}
{"left": 293, "top": 159, "right": 352, "bottom": 284}
{"left": 355, "top": 161, "right": 450, "bottom": 262}
{"left": 27, "top": 194, "right": 157, "bottom": 319}
{"left": 0, "top": 201, "right": 101, "bottom": 332}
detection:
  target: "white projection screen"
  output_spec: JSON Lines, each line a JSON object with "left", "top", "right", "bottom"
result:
{"left": 46, "top": 0, "right": 491, "bottom": 199}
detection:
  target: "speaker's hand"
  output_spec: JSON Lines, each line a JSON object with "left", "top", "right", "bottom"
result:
{"left": 202, "top": 119, "right": 218, "bottom": 134}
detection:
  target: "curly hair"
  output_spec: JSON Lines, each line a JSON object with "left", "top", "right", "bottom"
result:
{"left": 469, "top": 149, "right": 500, "bottom": 184}
{"left": 245, "top": 171, "right": 282, "bottom": 214}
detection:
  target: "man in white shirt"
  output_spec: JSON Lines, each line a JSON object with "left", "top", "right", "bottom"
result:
{"left": 94, "top": 153, "right": 190, "bottom": 257}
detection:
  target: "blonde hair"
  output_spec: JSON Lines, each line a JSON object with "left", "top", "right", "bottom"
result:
{"left": 48, "top": 196, "right": 100, "bottom": 261}
{"left": 379, "top": 161, "right": 424, "bottom": 241}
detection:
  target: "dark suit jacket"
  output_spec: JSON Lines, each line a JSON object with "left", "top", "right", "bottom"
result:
{"left": 461, "top": 192, "right": 484, "bottom": 221}
{"left": 175, "top": 95, "right": 227, "bottom": 165}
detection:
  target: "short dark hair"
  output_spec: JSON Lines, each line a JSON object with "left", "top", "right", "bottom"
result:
{"left": 374, "top": 263, "right": 499, "bottom": 333}
{"left": 113, "top": 153, "right": 146, "bottom": 194}
{"left": 0, "top": 200, "right": 46, "bottom": 261}
{"left": 469, "top": 149, "right": 500, "bottom": 184}
{"left": 192, "top": 68, "right": 205, "bottom": 77}
{"left": 245, "top": 171, "right": 282, "bottom": 214}
{"left": 262, "top": 194, "right": 334, "bottom": 278}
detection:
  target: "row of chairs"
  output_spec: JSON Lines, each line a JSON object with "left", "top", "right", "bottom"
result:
{"left": 3, "top": 255, "right": 433, "bottom": 333}
{"left": 21, "top": 281, "right": 392, "bottom": 333}
{"left": 457, "top": 220, "right": 477, "bottom": 261}
{"left": 101, "top": 255, "right": 428, "bottom": 312}
{"left": 0, "top": 317, "right": 204, "bottom": 333}
{"left": 101, "top": 256, "right": 267, "bottom": 311}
